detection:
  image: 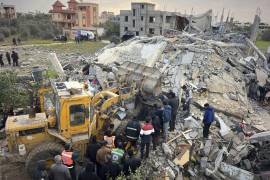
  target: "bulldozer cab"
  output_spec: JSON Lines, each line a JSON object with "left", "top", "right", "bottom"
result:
{"left": 49, "top": 81, "right": 91, "bottom": 140}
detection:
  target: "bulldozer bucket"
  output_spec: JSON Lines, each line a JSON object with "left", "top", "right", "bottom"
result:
{"left": 116, "top": 61, "right": 162, "bottom": 97}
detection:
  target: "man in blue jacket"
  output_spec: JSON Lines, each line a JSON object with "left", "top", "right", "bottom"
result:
{"left": 203, "top": 103, "right": 215, "bottom": 138}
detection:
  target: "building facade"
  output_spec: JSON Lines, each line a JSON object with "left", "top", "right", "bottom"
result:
{"left": 120, "top": 2, "right": 212, "bottom": 37}
{"left": 49, "top": 0, "right": 99, "bottom": 34}
{"left": 0, "top": 3, "right": 16, "bottom": 19}
{"left": 120, "top": 3, "right": 175, "bottom": 37}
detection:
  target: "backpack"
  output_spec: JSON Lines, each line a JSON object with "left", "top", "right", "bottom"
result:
{"left": 163, "top": 105, "right": 172, "bottom": 123}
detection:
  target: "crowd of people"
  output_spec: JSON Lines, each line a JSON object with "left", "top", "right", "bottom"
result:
{"left": 33, "top": 86, "right": 216, "bottom": 180}
{"left": 0, "top": 51, "right": 19, "bottom": 67}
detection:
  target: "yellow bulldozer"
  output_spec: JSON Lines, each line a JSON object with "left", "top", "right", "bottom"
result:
{"left": 3, "top": 61, "right": 162, "bottom": 178}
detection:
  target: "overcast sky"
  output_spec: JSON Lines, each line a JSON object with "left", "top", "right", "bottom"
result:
{"left": 2, "top": 0, "right": 270, "bottom": 23}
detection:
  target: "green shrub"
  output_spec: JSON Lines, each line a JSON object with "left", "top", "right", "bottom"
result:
{"left": 10, "top": 27, "right": 17, "bottom": 35}
{"left": 0, "top": 27, "right": 10, "bottom": 37}
{"left": 0, "top": 33, "right": 4, "bottom": 41}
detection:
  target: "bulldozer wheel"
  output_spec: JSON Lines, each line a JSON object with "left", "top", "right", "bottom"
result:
{"left": 25, "top": 142, "right": 64, "bottom": 177}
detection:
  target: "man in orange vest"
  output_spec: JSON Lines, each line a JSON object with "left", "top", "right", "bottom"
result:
{"left": 61, "top": 144, "right": 77, "bottom": 180}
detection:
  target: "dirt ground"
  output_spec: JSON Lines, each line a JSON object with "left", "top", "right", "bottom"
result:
{"left": 0, "top": 162, "right": 30, "bottom": 180}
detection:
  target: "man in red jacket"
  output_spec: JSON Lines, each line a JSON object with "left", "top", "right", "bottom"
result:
{"left": 140, "top": 117, "right": 155, "bottom": 159}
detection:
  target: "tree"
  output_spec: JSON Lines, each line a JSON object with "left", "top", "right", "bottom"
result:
{"left": 104, "top": 21, "right": 120, "bottom": 37}
{"left": 0, "top": 71, "right": 30, "bottom": 110}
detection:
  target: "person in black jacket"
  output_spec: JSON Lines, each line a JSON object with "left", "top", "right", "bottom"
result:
{"left": 125, "top": 117, "right": 141, "bottom": 148}
{"left": 151, "top": 112, "right": 161, "bottom": 150}
{"left": 123, "top": 149, "right": 141, "bottom": 176}
{"left": 33, "top": 160, "right": 49, "bottom": 180}
{"left": 5, "top": 52, "right": 11, "bottom": 65}
{"left": 167, "top": 91, "right": 179, "bottom": 131}
{"left": 85, "top": 136, "right": 101, "bottom": 164}
{"left": 0, "top": 54, "right": 4, "bottom": 67}
{"left": 11, "top": 51, "right": 19, "bottom": 66}
{"left": 78, "top": 162, "right": 100, "bottom": 180}
{"left": 100, "top": 155, "right": 121, "bottom": 180}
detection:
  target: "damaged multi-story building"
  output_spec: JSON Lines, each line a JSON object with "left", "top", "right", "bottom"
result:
{"left": 0, "top": 2, "right": 16, "bottom": 19}
{"left": 49, "top": 0, "right": 99, "bottom": 36}
{"left": 120, "top": 2, "right": 212, "bottom": 38}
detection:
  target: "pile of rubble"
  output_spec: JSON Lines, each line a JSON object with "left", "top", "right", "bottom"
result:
{"left": 78, "top": 32, "right": 269, "bottom": 179}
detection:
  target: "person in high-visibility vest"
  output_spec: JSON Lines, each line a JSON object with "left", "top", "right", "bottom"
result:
{"left": 61, "top": 144, "right": 77, "bottom": 180}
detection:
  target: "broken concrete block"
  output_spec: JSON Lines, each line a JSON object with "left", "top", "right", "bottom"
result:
{"left": 162, "top": 143, "right": 173, "bottom": 158}
{"left": 219, "top": 162, "right": 254, "bottom": 180}
{"left": 165, "top": 166, "right": 176, "bottom": 179}
{"left": 215, "top": 115, "right": 231, "bottom": 137}
{"left": 249, "top": 131, "right": 270, "bottom": 143}
{"left": 203, "top": 139, "right": 212, "bottom": 156}
{"left": 200, "top": 157, "right": 208, "bottom": 170}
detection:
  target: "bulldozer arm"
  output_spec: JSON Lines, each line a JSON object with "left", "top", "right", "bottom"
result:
{"left": 116, "top": 61, "right": 162, "bottom": 97}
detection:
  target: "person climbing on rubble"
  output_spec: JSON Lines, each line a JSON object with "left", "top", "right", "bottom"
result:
{"left": 49, "top": 155, "right": 72, "bottom": 180}
{"left": 182, "top": 85, "right": 192, "bottom": 116}
{"left": 140, "top": 117, "right": 155, "bottom": 159}
{"left": 125, "top": 117, "right": 141, "bottom": 150}
{"left": 0, "top": 53, "right": 4, "bottom": 67}
{"left": 203, "top": 103, "right": 215, "bottom": 139}
{"left": 162, "top": 101, "right": 172, "bottom": 142}
{"left": 5, "top": 52, "right": 11, "bottom": 66}
{"left": 167, "top": 91, "right": 179, "bottom": 131}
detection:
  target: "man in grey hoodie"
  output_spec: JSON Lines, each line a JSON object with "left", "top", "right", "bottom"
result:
{"left": 49, "top": 155, "right": 72, "bottom": 180}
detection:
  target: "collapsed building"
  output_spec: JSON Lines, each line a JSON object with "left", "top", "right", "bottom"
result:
{"left": 120, "top": 2, "right": 212, "bottom": 38}
{"left": 75, "top": 31, "right": 269, "bottom": 179}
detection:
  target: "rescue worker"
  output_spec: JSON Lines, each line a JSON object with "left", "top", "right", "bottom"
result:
{"left": 111, "top": 142, "right": 125, "bottom": 164}
{"left": 140, "top": 117, "right": 155, "bottom": 159}
{"left": 61, "top": 144, "right": 76, "bottom": 180}
{"left": 123, "top": 149, "right": 141, "bottom": 176}
{"left": 104, "top": 130, "right": 115, "bottom": 148}
{"left": 85, "top": 136, "right": 101, "bottom": 164}
{"left": 11, "top": 51, "right": 19, "bottom": 67}
{"left": 33, "top": 160, "right": 48, "bottom": 180}
{"left": 5, "top": 52, "right": 11, "bottom": 65}
{"left": 49, "top": 155, "right": 72, "bottom": 180}
{"left": 182, "top": 85, "right": 192, "bottom": 116}
{"left": 203, "top": 103, "right": 215, "bottom": 138}
{"left": 0, "top": 53, "right": 4, "bottom": 67}
{"left": 168, "top": 91, "right": 179, "bottom": 131}
{"left": 78, "top": 162, "right": 100, "bottom": 180}
{"left": 162, "top": 101, "right": 172, "bottom": 142}
{"left": 125, "top": 117, "right": 141, "bottom": 149}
